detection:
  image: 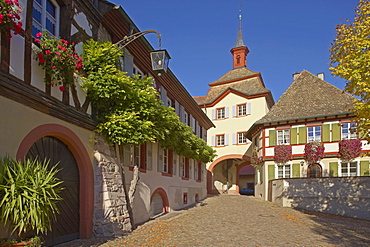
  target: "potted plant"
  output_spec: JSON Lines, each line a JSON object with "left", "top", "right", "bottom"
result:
{"left": 274, "top": 145, "right": 292, "bottom": 164}
{"left": 338, "top": 138, "right": 362, "bottom": 162}
{"left": 0, "top": 156, "right": 63, "bottom": 246}
{"left": 304, "top": 141, "right": 325, "bottom": 164}
{"left": 33, "top": 32, "right": 83, "bottom": 91}
{"left": 0, "top": 0, "right": 22, "bottom": 39}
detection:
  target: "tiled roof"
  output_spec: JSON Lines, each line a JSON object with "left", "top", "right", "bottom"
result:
{"left": 194, "top": 68, "right": 270, "bottom": 105}
{"left": 255, "top": 70, "right": 355, "bottom": 124}
{"left": 208, "top": 67, "right": 260, "bottom": 86}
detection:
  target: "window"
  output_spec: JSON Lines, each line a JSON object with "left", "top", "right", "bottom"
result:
{"left": 308, "top": 126, "right": 321, "bottom": 142}
{"left": 238, "top": 104, "right": 247, "bottom": 116}
{"left": 238, "top": 132, "right": 247, "bottom": 144}
{"left": 277, "top": 164, "right": 291, "bottom": 178}
{"left": 341, "top": 162, "right": 357, "bottom": 177}
{"left": 163, "top": 148, "right": 168, "bottom": 173}
{"left": 277, "top": 129, "right": 290, "bottom": 145}
{"left": 122, "top": 145, "right": 139, "bottom": 167}
{"left": 184, "top": 112, "right": 189, "bottom": 125}
{"left": 189, "top": 160, "right": 192, "bottom": 179}
{"left": 254, "top": 136, "right": 259, "bottom": 149}
{"left": 194, "top": 161, "right": 198, "bottom": 180}
{"left": 180, "top": 156, "right": 185, "bottom": 177}
{"left": 146, "top": 143, "right": 152, "bottom": 170}
{"left": 172, "top": 153, "right": 177, "bottom": 175}
{"left": 216, "top": 134, "right": 225, "bottom": 146}
{"left": 33, "top": 0, "right": 59, "bottom": 37}
{"left": 342, "top": 122, "right": 357, "bottom": 139}
{"left": 217, "top": 108, "right": 225, "bottom": 119}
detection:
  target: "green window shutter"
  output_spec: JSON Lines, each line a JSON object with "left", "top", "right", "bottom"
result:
{"left": 360, "top": 160, "right": 370, "bottom": 176}
{"left": 322, "top": 124, "right": 331, "bottom": 142}
{"left": 268, "top": 165, "right": 275, "bottom": 180}
{"left": 290, "top": 128, "right": 298, "bottom": 145}
{"left": 269, "top": 130, "right": 276, "bottom": 147}
{"left": 332, "top": 123, "right": 341, "bottom": 142}
{"left": 329, "top": 162, "right": 338, "bottom": 177}
{"left": 292, "top": 163, "right": 300, "bottom": 178}
{"left": 298, "top": 127, "right": 306, "bottom": 144}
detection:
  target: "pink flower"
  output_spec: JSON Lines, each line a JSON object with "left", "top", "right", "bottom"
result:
{"left": 37, "top": 53, "right": 44, "bottom": 58}
{"left": 45, "top": 50, "right": 51, "bottom": 54}
{"left": 36, "top": 32, "right": 42, "bottom": 37}
{"left": 51, "top": 66, "right": 56, "bottom": 69}
{"left": 55, "top": 52, "right": 61, "bottom": 56}
{"left": 39, "top": 58, "right": 45, "bottom": 64}
{"left": 59, "top": 86, "right": 66, "bottom": 91}
{"left": 34, "top": 39, "right": 40, "bottom": 43}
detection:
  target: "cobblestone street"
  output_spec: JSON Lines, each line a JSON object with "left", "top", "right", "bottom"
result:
{"left": 63, "top": 195, "right": 370, "bottom": 247}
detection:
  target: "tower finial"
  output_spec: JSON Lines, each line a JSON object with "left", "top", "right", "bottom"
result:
{"left": 235, "top": 2, "right": 245, "bottom": 48}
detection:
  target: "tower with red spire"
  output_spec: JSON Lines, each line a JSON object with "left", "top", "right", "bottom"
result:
{"left": 230, "top": 8, "right": 249, "bottom": 69}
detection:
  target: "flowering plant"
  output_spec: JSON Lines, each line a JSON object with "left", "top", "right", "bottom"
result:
{"left": 304, "top": 141, "right": 325, "bottom": 164}
{"left": 251, "top": 150, "right": 263, "bottom": 166}
{"left": 0, "top": 0, "right": 22, "bottom": 38}
{"left": 34, "top": 32, "right": 82, "bottom": 91}
{"left": 274, "top": 145, "right": 292, "bottom": 164}
{"left": 339, "top": 139, "right": 362, "bottom": 162}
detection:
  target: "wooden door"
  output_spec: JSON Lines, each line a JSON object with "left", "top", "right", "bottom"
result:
{"left": 26, "top": 136, "right": 79, "bottom": 246}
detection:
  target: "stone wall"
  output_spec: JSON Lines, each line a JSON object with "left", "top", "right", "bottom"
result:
{"left": 93, "top": 135, "right": 132, "bottom": 237}
{"left": 270, "top": 177, "right": 370, "bottom": 220}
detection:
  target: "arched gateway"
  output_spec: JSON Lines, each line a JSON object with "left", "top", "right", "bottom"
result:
{"left": 207, "top": 154, "right": 251, "bottom": 194}
{"left": 16, "top": 124, "right": 93, "bottom": 245}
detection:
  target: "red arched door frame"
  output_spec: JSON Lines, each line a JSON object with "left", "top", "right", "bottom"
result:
{"left": 16, "top": 124, "right": 94, "bottom": 239}
{"left": 150, "top": 187, "right": 169, "bottom": 213}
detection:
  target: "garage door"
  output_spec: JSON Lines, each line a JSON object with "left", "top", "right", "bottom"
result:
{"left": 150, "top": 193, "right": 164, "bottom": 217}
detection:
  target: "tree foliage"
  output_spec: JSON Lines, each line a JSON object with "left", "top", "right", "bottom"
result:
{"left": 81, "top": 40, "right": 216, "bottom": 163}
{"left": 329, "top": 0, "right": 370, "bottom": 142}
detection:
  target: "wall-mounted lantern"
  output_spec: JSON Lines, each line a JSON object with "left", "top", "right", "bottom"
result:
{"left": 151, "top": 49, "right": 171, "bottom": 73}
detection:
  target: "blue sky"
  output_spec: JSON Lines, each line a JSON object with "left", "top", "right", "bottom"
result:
{"left": 117, "top": 0, "right": 359, "bottom": 102}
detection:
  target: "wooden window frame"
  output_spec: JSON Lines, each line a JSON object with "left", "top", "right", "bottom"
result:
{"left": 341, "top": 122, "right": 357, "bottom": 140}
{"left": 237, "top": 131, "right": 247, "bottom": 145}
{"left": 216, "top": 107, "right": 225, "bottom": 120}
{"left": 277, "top": 129, "right": 290, "bottom": 145}
{"left": 307, "top": 125, "right": 322, "bottom": 142}
{"left": 216, "top": 134, "right": 225, "bottom": 146}
{"left": 237, "top": 103, "right": 247, "bottom": 117}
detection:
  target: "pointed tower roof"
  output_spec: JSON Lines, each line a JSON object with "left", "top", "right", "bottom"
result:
{"left": 235, "top": 8, "right": 245, "bottom": 48}
{"left": 230, "top": 7, "right": 249, "bottom": 69}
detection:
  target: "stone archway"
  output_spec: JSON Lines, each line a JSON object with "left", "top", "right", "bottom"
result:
{"left": 207, "top": 154, "right": 250, "bottom": 194}
{"left": 16, "top": 124, "right": 93, "bottom": 240}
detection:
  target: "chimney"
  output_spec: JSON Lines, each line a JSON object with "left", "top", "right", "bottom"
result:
{"left": 317, "top": 73, "right": 324, "bottom": 80}
{"left": 293, "top": 72, "right": 300, "bottom": 80}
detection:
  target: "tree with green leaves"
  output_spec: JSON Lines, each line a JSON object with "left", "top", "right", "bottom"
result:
{"left": 81, "top": 40, "right": 216, "bottom": 230}
{"left": 329, "top": 0, "right": 370, "bottom": 142}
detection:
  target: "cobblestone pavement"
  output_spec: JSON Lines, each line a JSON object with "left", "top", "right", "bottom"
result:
{"left": 62, "top": 195, "right": 370, "bottom": 247}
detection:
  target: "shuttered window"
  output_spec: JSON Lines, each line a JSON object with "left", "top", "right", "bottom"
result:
{"left": 329, "top": 162, "right": 338, "bottom": 177}
{"left": 268, "top": 165, "right": 275, "bottom": 180}
{"left": 290, "top": 128, "right": 298, "bottom": 145}
{"left": 298, "top": 126, "right": 306, "bottom": 144}
{"left": 322, "top": 124, "right": 331, "bottom": 142}
{"left": 269, "top": 130, "right": 276, "bottom": 147}
{"left": 360, "top": 160, "right": 370, "bottom": 176}
{"left": 292, "top": 163, "right": 300, "bottom": 178}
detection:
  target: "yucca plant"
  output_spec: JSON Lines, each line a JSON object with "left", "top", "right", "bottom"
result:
{"left": 0, "top": 156, "right": 63, "bottom": 242}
